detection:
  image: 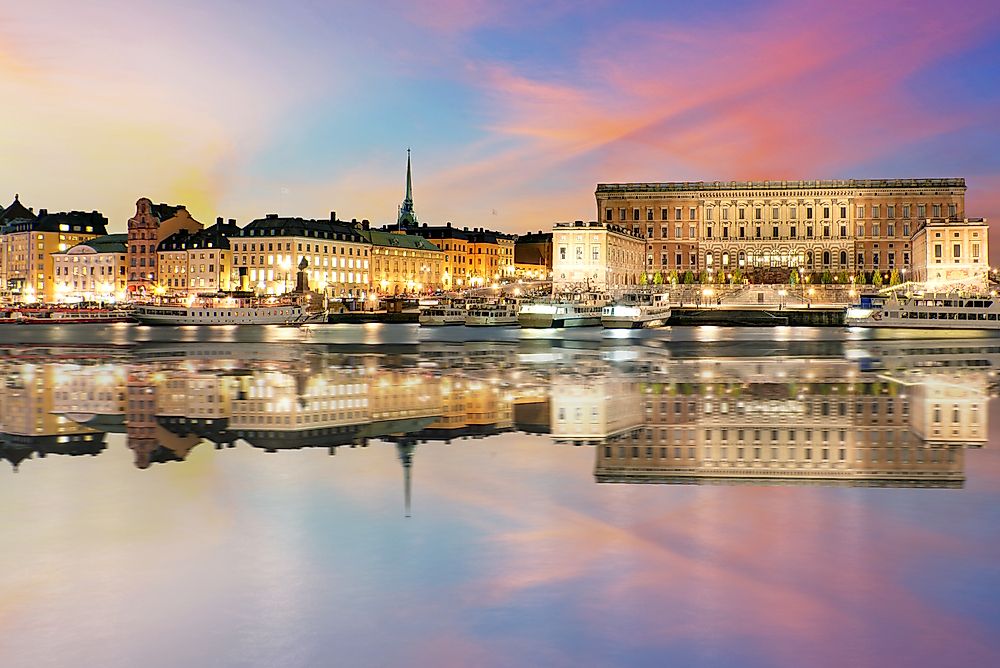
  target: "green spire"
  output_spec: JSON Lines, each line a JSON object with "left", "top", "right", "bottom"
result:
{"left": 397, "top": 148, "right": 417, "bottom": 229}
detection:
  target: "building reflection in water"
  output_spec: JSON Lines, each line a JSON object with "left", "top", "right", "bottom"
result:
{"left": 0, "top": 340, "right": 993, "bottom": 491}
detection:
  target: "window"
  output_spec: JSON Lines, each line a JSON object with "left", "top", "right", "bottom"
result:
{"left": 857, "top": 205, "right": 864, "bottom": 218}
{"left": 807, "top": 207, "right": 813, "bottom": 219}
{"left": 932, "top": 204, "right": 941, "bottom": 218}
{"left": 689, "top": 207, "right": 696, "bottom": 220}
{"left": 856, "top": 223, "right": 864, "bottom": 237}
{"left": 675, "top": 207, "right": 682, "bottom": 221}
{"left": 722, "top": 208, "right": 729, "bottom": 221}
{"left": 739, "top": 225, "right": 745, "bottom": 238}
{"left": 790, "top": 206, "right": 797, "bottom": 220}
{"left": 903, "top": 204, "right": 911, "bottom": 218}
{"left": 887, "top": 223, "right": 895, "bottom": 237}
{"left": 918, "top": 204, "right": 926, "bottom": 218}
{"left": 902, "top": 223, "right": 910, "bottom": 236}
{"left": 661, "top": 226, "right": 668, "bottom": 239}
{"left": 722, "top": 226, "right": 729, "bottom": 239}
{"left": 873, "top": 252, "right": 880, "bottom": 267}
{"left": 739, "top": 208, "right": 745, "bottom": 220}
{"left": 619, "top": 208, "right": 626, "bottom": 221}
{"left": 689, "top": 225, "right": 695, "bottom": 238}
{"left": 840, "top": 206, "right": 847, "bottom": 219}
{"left": 772, "top": 225, "right": 779, "bottom": 238}
{"left": 661, "top": 208, "right": 668, "bottom": 221}
{"left": 872, "top": 205, "right": 880, "bottom": 219}
{"left": 633, "top": 208, "right": 640, "bottom": 221}
{"left": 887, "top": 205, "right": 895, "bottom": 219}
{"left": 676, "top": 252, "right": 682, "bottom": 266}
{"left": 973, "top": 243, "right": 981, "bottom": 259}
{"left": 858, "top": 251, "right": 864, "bottom": 266}
{"left": 559, "top": 246, "right": 566, "bottom": 260}
{"left": 790, "top": 226, "right": 797, "bottom": 239}
{"left": 755, "top": 208, "right": 762, "bottom": 220}
{"left": 646, "top": 208, "right": 653, "bottom": 221}
{"left": 953, "top": 243, "right": 961, "bottom": 258}
{"left": 872, "top": 223, "right": 880, "bottom": 237}
{"left": 575, "top": 246, "right": 583, "bottom": 260}
{"left": 706, "top": 226, "right": 713, "bottom": 239}
{"left": 823, "top": 206, "right": 830, "bottom": 219}
{"left": 605, "top": 208, "right": 612, "bottom": 221}
{"left": 592, "top": 245, "right": 600, "bottom": 261}
{"left": 675, "top": 225, "right": 682, "bottom": 238}
{"left": 647, "top": 227, "right": 653, "bottom": 238}
{"left": 949, "top": 203, "right": 957, "bottom": 218}
{"left": 934, "top": 244, "right": 942, "bottom": 258}
{"left": 706, "top": 208, "right": 714, "bottom": 221}
{"left": 772, "top": 206, "right": 779, "bottom": 219}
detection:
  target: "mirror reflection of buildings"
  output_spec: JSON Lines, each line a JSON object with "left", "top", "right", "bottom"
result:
{"left": 0, "top": 348, "right": 535, "bottom": 515}
{"left": 0, "top": 346, "right": 989, "bottom": 492}
{"left": 549, "top": 358, "right": 989, "bottom": 488}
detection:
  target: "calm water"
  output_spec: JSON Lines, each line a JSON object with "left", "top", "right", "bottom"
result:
{"left": 2, "top": 325, "right": 1000, "bottom": 667}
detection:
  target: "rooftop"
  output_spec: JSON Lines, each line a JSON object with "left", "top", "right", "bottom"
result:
{"left": 596, "top": 178, "right": 967, "bottom": 193}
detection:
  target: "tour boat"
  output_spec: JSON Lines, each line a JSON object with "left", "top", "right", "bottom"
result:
{"left": 418, "top": 299, "right": 467, "bottom": 326}
{"left": 845, "top": 291, "right": 1000, "bottom": 330}
{"left": 602, "top": 292, "right": 672, "bottom": 329}
{"left": 465, "top": 301, "right": 519, "bottom": 327}
{"left": 133, "top": 294, "right": 317, "bottom": 326}
{"left": 518, "top": 293, "right": 608, "bottom": 328}
{"left": 13, "top": 308, "right": 134, "bottom": 325}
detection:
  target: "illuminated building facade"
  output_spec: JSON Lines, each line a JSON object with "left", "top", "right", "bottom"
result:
{"left": 52, "top": 234, "right": 128, "bottom": 303}
{"left": 126, "top": 198, "right": 203, "bottom": 298}
{"left": 552, "top": 220, "right": 645, "bottom": 291}
{"left": 360, "top": 226, "right": 443, "bottom": 295}
{"left": 595, "top": 179, "right": 973, "bottom": 280}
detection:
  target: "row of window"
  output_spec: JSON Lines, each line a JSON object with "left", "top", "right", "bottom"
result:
{"left": 607, "top": 203, "right": 959, "bottom": 223}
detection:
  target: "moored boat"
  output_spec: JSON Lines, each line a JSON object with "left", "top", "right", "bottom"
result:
{"left": 518, "top": 293, "right": 607, "bottom": 328}
{"left": 602, "top": 292, "right": 671, "bottom": 329}
{"left": 465, "top": 300, "right": 519, "bottom": 326}
{"left": 845, "top": 291, "right": 1000, "bottom": 330}
{"left": 418, "top": 299, "right": 467, "bottom": 326}
{"left": 133, "top": 293, "right": 317, "bottom": 326}
{"left": 13, "top": 308, "right": 134, "bottom": 325}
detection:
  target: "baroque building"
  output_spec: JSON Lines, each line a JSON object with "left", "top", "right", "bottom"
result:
{"left": 552, "top": 220, "right": 645, "bottom": 291}
{"left": 126, "top": 198, "right": 203, "bottom": 298}
{"left": 595, "top": 179, "right": 973, "bottom": 280}
{"left": 52, "top": 234, "right": 128, "bottom": 303}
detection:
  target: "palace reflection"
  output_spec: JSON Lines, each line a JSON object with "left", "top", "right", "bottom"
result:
{"left": 0, "top": 341, "right": 993, "bottom": 490}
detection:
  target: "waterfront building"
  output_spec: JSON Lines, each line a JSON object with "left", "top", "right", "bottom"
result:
{"left": 407, "top": 223, "right": 469, "bottom": 289}
{"left": 910, "top": 217, "right": 989, "bottom": 286}
{"left": 595, "top": 179, "right": 971, "bottom": 280}
{"left": 358, "top": 225, "right": 443, "bottom": 295}
{"left": 0, "top": 199, "right": 109, "bottom": 303}
{"left": 552, "top": 220, "right": 645, "bottom": 292}
{"left": 514, "top": 231, "right": 553, "bottom": 280}
{"left": 157, "top": 218, "right": 241, "bottom": 296}
{"left": 52, "top": 234, "right": 128, "bottom": 303}
{"left": 233, "top": 213, "right": 369, "bottom": 297}
{"left": 127, "top": 198, "right": 203, "bottom": 298}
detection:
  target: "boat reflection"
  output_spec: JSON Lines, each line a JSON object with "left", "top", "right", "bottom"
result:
{"left": 0, "top": 340, "right": 993, "bottom": 490}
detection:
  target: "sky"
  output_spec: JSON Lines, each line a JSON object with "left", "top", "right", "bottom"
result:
{"left": 2, "top": 0, "right": 1000, "bottom": 248}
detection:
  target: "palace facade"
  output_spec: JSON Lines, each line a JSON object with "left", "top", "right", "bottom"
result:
{"left": 552, "top": 220, "right": 645, "bottom": 291}
{"left": 595, "top": 179, "right": 977, "bottom": 280}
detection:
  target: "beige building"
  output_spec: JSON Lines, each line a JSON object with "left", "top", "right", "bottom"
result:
{"left": 552, "top": 220, "right": 645, "bottom": 291}
{"left": 596, "top": 179, "right": 972, "bottom": 280}
{"left": 361, "top": 226, "right": 444, "bottom": 295}
{"left": 0, "top": 198, "right": 109, "bottom": 303}
{"left": 157, "top": 219, "right": 240, "bottom": 297}
{"left": 127, "top": 198, "right": 203, "bottom": 298}
{"left": 910, "top": 217, "right": 989, "bottom": 285}
{"left": 233, "top": 214, "right": 370, "bottom": 297}
{"left": 52, "top": 234, "right": 128, "bottom": 303}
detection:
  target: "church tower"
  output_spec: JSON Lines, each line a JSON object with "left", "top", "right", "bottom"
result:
{"left": 396, "top": 149, "right": 418, "bottom": 229}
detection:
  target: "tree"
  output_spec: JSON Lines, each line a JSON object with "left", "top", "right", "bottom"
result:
{"left": 683, "top": 270, "right": 695, "bottom": 285}
{"left": 889, "top": 269, "right": 901, "bottom": 285}
{"left": 668, "top": 270, "right": 679, "bottom": 285}
{"left": 872, "top": 270, "right": 884, "bottom": 287}
{"left": 789, "top": 268, "right": 800, "bottom": 286}
{"left": 640, "top": 272, "right": 648, "bottom": 286}
{"left": 698, "top": 270, "right": 710, "bottom": 284}
{"left": 821, "top": 270, "right": 833, "bottom": 284}
{"left": 653, "top": 271, "right": 663, "bottom": 285}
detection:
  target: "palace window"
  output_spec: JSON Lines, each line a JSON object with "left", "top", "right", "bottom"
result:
{"left": 661, "top": 208, "right": 669, "bottom": 221}
{"left": 662, "top": 226, "right": 668, "bottom": 238}
{"left": 739, "top": 208, "right": 745, "bottom": 220}
{"left": 872, "top": 205, "right": 880, "bottom": 219}
{"left": 887, "top": 205, "right": 895, "bottom": 219}
{"left": 755, "top": 226, "right": 761, "bottom": 239}
{"left": 755, "top": 208, "right": 762, "bottom": 220}
{"left": 721, "top": 208, "right": 728, "bottom": 221}
{"left": 790, "top": 206, "right": 797, "bottom": 219}
{"left": 918, "top": 204, "right": 926, "bottom": 218}
{"left": 840, "top": 206, "right": 847, "bottom": 219}
{"left": 873, "top": 252, "right": 880, "bottom": 266}
{"left": 903, "top": 204, "right": 911, "bottom": 218}
{"left": 823, "top": 206, "right": 830, "bottom": 219}
{"left": 932, "top": 204, "right": 941, "bottom": 217}
{"left": 675, "top": 225, "right": 682, "bottom": 239}
{"left": 887, "top": 224, "right": 895, "bottom": 237}
{"left": 772, "top": 225, "right": 779, "bottom": 238}
{"left": 706, "top": 226, "right": 713, "bottom": 239}
{"left": 675, "top": 207, "right": 682, "bottom": 221}
{"left": 689, "top": 225, "right": 695, "bottom": 238}
{"left": 806, "top": 226, "right": 813, "bottom": 238}
{"left": 676, "top": 252, "right": 682, "bottom": 266}
{"left": 949, "top": 203, "right": 957, "bottom": 218}
{"left": 903, "top": 223, "right": 910, "bottom": 236}
{"left": 824, "top": 225, "right": 830, "bottom": 238}
{"left": 605, "top": 208, "right": 612, "bottom": 221}
{"left": 647, "top": 208, "right": 654, "bottom": 221}
{"left": 856, "top": 223, "right": 864, "bottom": 237}
{"left": 633, "top": 208, "right": 640, "bottom": 221}
{"left": 857, "top": 205, "right": 865, "bottom": 218}
{"left": 647, "top": 227, "right": 654, "bottom": 238}
{"left": 790, "top": 226, "right": 797, "bottom": 239}
{"left": 772, "top": 206, "right": 779, "bottom": 219}
{"left": 953, "top": 244, "right": 961, "bottom": 258}
{"left": 840, "top": 250, "right": 847, "bottom": 266}
{"left": 689, "top": 207, "right": 697, "bottom": 220}
{"left": 739, "top": 225, "right": 746, "bottom": 238}
{"left": 722, "top": 226, "right": 729, "bottom": 239}
{"left": 706, "top": 208, "right": 714, "bottom": 221}
{"left": 872, "top": 223, "right": 880, "bottom": 237}
{"left": 619, "top": 208, "right": 626, "bottom": 221}
{"left": 807, "top": 207, "right": 814, "bottom": 219}
{"left": 858, "top": 252, "right": 864, "bottom": 266}
{"left": 840, "top": 224, "right": 847, "bottom": 236}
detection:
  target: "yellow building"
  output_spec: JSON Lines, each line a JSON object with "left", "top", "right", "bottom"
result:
{"left": 52, "top": 234, "right": 128, "bottom": 303}
{"left": 0, "top": 196, "right": 109, "bottom": 303}
{"left": 360, "top": 226, "right": 443, "bottom": 295}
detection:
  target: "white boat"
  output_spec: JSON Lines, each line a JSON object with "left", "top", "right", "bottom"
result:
{"left": 465, "top": 301, "right": 519, "bottom": 326}
{"left": 602, "top": 292, "right": 672, "bottom": 329}
{"left": 418, "top": 300, "right": 466, "bottom": 326}
{"left": 134, "top": 294, "right": 314, "bottom": 326}
{"left": 518, "top": 294, "right": 607, "bottom": 328}
{"left": 845, "top": 291, "right": 1000, "bottom": 330}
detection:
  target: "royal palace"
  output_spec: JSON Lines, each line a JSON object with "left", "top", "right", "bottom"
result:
{"left": 595, "top": 178, "right": 986, "bottom": 282}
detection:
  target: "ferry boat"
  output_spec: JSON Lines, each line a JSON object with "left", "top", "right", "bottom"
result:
{"left": 518, "top": 293, "right": 608, "bottom": 328}
{"left": 418, "top": 299, "right": 466, "bottom": 326}
{"left": 845, "top": 291, "right": 1000, "bottom": 330}
{"left": 15, "top": 308, "right": 134, "bottom": 325}
{"left": 602, "top": 292, "right": 671, "bottom": 329}
{"left": 465, "top": 301, "right": 519, "bottom": 327}
{"left": 133, "top": 293, "right": 316, "bottom": 326}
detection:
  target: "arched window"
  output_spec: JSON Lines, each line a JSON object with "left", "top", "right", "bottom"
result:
{"left": 722, "top": 252, "right": 730, "bottom": 267}
{"left": 738, "top": 251, "right": 746, "bottom": 267}
{"left": 839, "top": 250, "right": 847, "bottom": 266}
{"left": 807, "top": 251, "right": 814, "bottom": 269}
{"left": 822, "top": 250, "right": 831, "bottom": 266}
{"left": 706, "top": 252, "right": 714, "bottom": 267}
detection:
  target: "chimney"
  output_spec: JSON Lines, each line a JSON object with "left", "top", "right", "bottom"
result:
{"left": 39, "top": 208, "right": 47, "bottom": 216}
{"left": 266, "top": 213, "right": 278, "bottom": 219}
{"left": 351, "top": 218, "right": 358, "bottom": 224}
{"left": 228, "top": 218, "right": 236, "bottom": 225}
{"left": 330, "top": 211, "right": 336, "bottom": 222}
{"left": 216, "top": 217, "right": 223, "bottom": 225}
{"left": 362, "top": 220, "right": 370, "bottom": 230}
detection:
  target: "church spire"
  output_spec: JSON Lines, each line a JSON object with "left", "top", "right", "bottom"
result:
{"left": 396, "top": 442, "right": 415, "bottom": 518}
{"left": 397, "top": 148, "right": 418, "bottom": 229}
